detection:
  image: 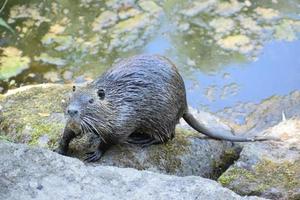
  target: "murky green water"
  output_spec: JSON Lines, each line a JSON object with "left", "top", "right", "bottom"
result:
{"left": 0, "top": 0, "right": 300, "bottom": 112}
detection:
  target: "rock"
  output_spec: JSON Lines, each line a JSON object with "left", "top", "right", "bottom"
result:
{"left": 0, "top": 84, "right": 239, "bottom": 178}
{"left": 217, "top": 91, "right": 300, "bottom": 135}
{"left": 218, "top": 119, "right": 300, "bottom": 199}
{"left": 0, "top": 84, "right": 68, "bottom": 148}
{"left": 0, "top": 141, "right": 265, "bottom": 200}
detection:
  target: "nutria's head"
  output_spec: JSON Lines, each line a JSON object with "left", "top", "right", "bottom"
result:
{"left": 65, "top": 84, "right": 113, "bottom": 140}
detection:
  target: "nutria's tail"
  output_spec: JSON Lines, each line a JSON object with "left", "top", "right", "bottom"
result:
{"left": 183, "top": 112, "right": 272, "bottom": 142}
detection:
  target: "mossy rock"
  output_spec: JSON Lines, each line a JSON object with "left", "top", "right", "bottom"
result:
{"left": 219, "top": 159, "right": 300, "bottom": 199}
{"left": 0, "top": 84, "right": 71, "bottom": 148}
{"left": 218, "top": 121, "right": 300, "bottom": 200}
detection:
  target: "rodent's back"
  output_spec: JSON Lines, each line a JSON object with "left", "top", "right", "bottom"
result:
{"left": 94, "top": 55, "right": 187, "bottom": 140}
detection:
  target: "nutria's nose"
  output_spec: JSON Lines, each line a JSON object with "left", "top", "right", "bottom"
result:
{"left": 67, "top": 108, "right": 79, "bottom": 117}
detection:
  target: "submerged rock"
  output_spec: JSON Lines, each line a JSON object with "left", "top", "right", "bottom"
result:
{"left": 0, "top": 84, "right": 238, "bottom": 178}
{"left": 218, "top": 119, "right": 300, "bottom": 199}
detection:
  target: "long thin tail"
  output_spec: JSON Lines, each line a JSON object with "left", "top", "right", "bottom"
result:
{"left": 183, "top": 112, "right": 271, "bottom": 142}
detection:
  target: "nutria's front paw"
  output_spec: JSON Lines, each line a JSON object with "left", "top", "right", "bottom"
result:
{"left": 84, "top": 150, "right": 103, "bottom": 162}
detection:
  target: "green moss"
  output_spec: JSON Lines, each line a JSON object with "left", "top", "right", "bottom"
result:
{"left": 29, "top": 123, "right": 64, "bottom": 148}
{"left": 254, "top": 159, "right": 300, "bottom": 190}
{"left": 147, "top": 128, "right": 195, "bottom": 173}
{"left": 218, "top": 158, "right": 300, "bottom": 197}
{"left": 218, "top": 167, "right": 255, "bottom": 186}
{"left": 0, "top": 84, "right": 71, "bottom": 149}
{"left": 211, "top": 148, "right": 240, "bottom": 180}
{"left": 0, "top": 134, "right": 12, "bottom": 142}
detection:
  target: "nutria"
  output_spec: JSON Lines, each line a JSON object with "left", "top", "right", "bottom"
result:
{"left": 56, "top": 55, "right": 270, "bottom": 162}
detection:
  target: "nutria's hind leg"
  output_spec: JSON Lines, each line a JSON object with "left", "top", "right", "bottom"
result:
{"left": 126, "top": 131, "right": 163, "bottom": 147}
{"left": 84, "top": 140, "right": 111, "bottom": 162}
{"left": 127, "top": 137, "right": 154, "bottom": 144}
{"left": 127, "top": 132, "right": 153, "bottom": 144}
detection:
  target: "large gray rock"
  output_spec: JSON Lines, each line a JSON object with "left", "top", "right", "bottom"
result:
{"left": 218, "top": 119, "right": 300, "bottom": 200}
{"left": 0, "top": 141, "right": 264, "bottom": 200}
{"left": 0, "top": 84, "right": 238, "bottom": 178}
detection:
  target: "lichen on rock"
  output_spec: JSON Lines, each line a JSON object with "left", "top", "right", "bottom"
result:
{"left": 0, "top": 84, "right": 70, "bottom": 148}
{"left": 218, "top": 119, "right": 300, "bottom": 199}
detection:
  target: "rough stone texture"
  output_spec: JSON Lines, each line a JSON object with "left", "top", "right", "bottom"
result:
{"left": 218, "top": 119, "right": 300, "bottom": 200}
{"left": 71, "top": 130, "right": 239, "bottom": 179}
{"left": 0, "top": 84, "right": 238, "bottom": 178}
{"left": 0, "top": 141, "right": 265, "bottom": 200}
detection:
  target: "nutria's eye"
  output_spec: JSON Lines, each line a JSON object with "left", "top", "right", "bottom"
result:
{"left": 89, "top": 98, "right": 94, "bottom": 104}
{"left": 72, "top": 85, "right": 76, "bottom": 92}
{"left": 97, "top": 89, "right": 105, "bottom": 100}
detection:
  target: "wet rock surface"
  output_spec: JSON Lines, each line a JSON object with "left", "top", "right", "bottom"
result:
{"left": 0, "top": 84, "right": 239, "bottom": 178}
{"left": 218, "top": 119, "right": 300, "bottom": 200}
{"left": 0, "top": 141, "right": 265, "bottom": 200}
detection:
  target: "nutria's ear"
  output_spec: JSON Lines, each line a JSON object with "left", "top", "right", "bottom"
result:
{"left": 72, "top": 85, "right": 76, "bottom": 92}
{"left": 97, "top": 89, "right": 105, "bottom": 100}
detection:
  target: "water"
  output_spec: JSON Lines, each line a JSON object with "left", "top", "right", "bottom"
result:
{"left": 185, "top": 40, "right": 300, "bottom": 111}
{"left": 0, "top": 0, "right": 300, "bottom": 113}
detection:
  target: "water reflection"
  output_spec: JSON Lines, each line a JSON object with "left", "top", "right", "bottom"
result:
{"left": 185, "top": 40, "right": 300, "bottom": 112}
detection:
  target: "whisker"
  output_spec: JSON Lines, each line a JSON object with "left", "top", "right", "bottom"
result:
{"left": 82, "top": 118, "right": 106, "bottom": 143}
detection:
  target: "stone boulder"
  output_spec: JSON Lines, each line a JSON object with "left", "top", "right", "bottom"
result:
{"left": 218, "top": 119, "right": 300, "bottom": 200}
{"left": 0, "top": 141, "right": 265, "bottom": 200}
